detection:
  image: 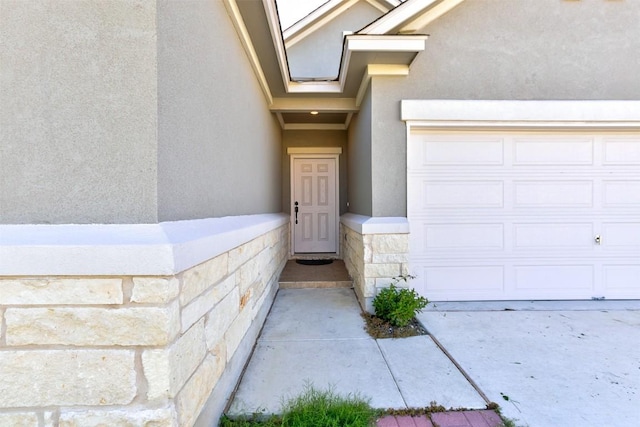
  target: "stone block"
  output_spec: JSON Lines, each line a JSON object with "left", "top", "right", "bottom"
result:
{"left": 58, "top": 407, "right": 178, "bottom": 427}
{"left": 372, "top": 253, "right": 408, "bottom": 264}
{"left": 5, "top": 303, "right": 180, "bottom": 346}
{"left": 228, "top": 236, "right": 265, "bottom": 273}
{"left": 363, "top": 242, "right": 372, "bottom": 263}
{"left": 364, "top": 263, "right": 401, "bottom": 279}
{"left": 180, "top": 253, "right": 228, "bottom": 306}
{"left": 205, "top": 290, "right": 239, "bottom": 352}
{"left": 43, "top": 412, "right": 55, "bottom": 427}
{"left": 132, "top": 277, "right": 179, "bottom": 304}
{"left": 0, "top": 278, "right": 123, "bottom": 305}
{"left": 0, "top": 350, "right": 135, "bottom": 407}
{"left": 0, "top": 412, "right": 38, "bottom": 427}
{"left": 176, "top": 355, "right": 223, "bottom": 427}
{"left": 372, "top": 234, "right": 408, "bottom": 254}
{"left": 143, "top": 319, "right": 207, "bottom": 400}
{"left": 237, "top": 253, "right": 266, "bottom": 294}
{"left": 182, "top": 275, "right": 237, "bottom": 333}
{"left": 224, "top": 305, "right": 252, "bottom": 361}
{"left": 364, "top": 278, "right": 377, "bottom": 297}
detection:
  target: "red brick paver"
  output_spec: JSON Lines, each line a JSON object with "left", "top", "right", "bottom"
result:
{"left": 377, "top": 410, "right": 502, "bottom": 427}
{"left": 377, "top": 415, "right": 434, "bottom": 427}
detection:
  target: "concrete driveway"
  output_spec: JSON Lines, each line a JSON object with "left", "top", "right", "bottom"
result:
{"left": 418, "top": 301, "right": 640, "bottom": 427}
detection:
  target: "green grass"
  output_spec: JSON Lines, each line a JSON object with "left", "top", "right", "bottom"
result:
{"left": 221, "top": 385, "right": 377, "bottom": 427}
{"left": 281, "top": 385, "right": 376, "bottom": 427}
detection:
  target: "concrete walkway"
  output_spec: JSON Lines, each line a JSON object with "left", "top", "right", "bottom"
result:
{"left": 226, "top": 288, "right": 640, "bottom": 427}
{"left": 226, "top": 288, "right": 498, "bottom": 426}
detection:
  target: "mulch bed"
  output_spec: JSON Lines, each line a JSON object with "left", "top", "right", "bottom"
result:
{"left": 361, "top": 313, "right": 428, "bottom": 339}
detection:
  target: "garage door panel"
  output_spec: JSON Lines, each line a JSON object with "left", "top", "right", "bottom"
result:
{"left": 419, "top": 138, "right": 505, "bottom": 166}
{"left": 514, "top": 181, "right": 593, "bottom": 207}
{"left": 514, "top": 265, "right": 594, "bottom": 291}
{"left": 601, "top": 223, "right": 640, "bottom": 248}
{"left": 423, "top": 181, "right": 504, "bottom": 208}
{"left": 514, "top": 223, "right": 594, "bottom": 250}
{"left": 513, "top": 138, "right": 594, "bottom": 165}
{"left": 422, "top": 265, "right": 505, "bottom": 293}
{"left": 602, "top": 138, "right": 640, "bottom": 165}
{"left": 419, "top": 223, "right": 505, "bottom": 250}
{"left": 603, "top": 265, "right": 640, "bottom": 292}
{"left": 603, "top": 181, "right": 640, "bottom": 206}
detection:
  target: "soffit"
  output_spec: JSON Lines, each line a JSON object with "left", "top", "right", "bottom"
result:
{"left": 232, "top": 0, "right": 435, "bottom": 128}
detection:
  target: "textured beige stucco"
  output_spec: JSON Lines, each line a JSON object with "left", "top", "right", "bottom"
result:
{"left": 156, "top": 0, "right": 282, "bottom": 221}
{"left": 370, "top": 0, "right": 640, "bottom": 217}
{"left": 0, "top": 0, "right": 158, "bottom": 224}
{"left": 347, "top": 84, "right": 373, "bottom": 216}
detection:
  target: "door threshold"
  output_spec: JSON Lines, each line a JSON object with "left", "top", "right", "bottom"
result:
{"left": 291, "top": 253, "right": 340, "bottom": 260}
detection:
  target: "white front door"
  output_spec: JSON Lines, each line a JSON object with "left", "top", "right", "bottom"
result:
{"left": 292, "top": 157, "right": 338, "bottom": 253}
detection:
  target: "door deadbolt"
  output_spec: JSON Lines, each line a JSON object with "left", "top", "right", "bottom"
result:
{"left": 595, "top": 235, "right": 601, "bottom": 245}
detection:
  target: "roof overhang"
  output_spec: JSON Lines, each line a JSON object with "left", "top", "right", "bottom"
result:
{"left": 358, "top": 0, "right": 465, "bottom": 34}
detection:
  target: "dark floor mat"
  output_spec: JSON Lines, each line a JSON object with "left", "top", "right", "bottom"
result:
{"left": 296, "top": 259, "right": 334, "bottom": 266}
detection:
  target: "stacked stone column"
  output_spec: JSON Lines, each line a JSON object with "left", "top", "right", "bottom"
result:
{"left": 340, "top": 215, "right": 410, "bottom": 313}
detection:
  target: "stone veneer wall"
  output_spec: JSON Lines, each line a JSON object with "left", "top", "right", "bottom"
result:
{"left": 340, "top": 214, "right": 410, "bottom": 312}
{"left": 0, "top": 218, "right": 288, "bottom": 427}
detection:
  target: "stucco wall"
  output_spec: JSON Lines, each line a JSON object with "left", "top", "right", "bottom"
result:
{"left": 286, "top": 0, "right": 382, "bottom": 78}
{"left": 346, "top": 84, "right": 373, "bottom": 216}
{"left": 282, "top": 130, "right": 348, "bottom": 215}
{"left": 0, "top": 0, "right": 159, "bottom": 224}
{"left": 370, "top": 0, "right": 640, "bottom": 217}
{"left": 157, "top": 0, "right": 282, "bottom": 221}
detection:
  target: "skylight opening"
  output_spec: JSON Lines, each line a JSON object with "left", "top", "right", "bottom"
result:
{"left": 275, "top": 0, "right": 329, "bottom": 30}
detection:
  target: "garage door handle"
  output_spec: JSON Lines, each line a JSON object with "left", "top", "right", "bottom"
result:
{"left": 595, "top": 235, "right": 601, "bottom": 245}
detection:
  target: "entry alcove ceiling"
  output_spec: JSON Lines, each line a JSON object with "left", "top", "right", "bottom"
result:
{"left": 231, "top": 0, "right": 429, "bottom": 128}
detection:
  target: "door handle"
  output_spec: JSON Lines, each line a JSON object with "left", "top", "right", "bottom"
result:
{"left": 595, "top": 235, "right": 601, "bottom": 245}
{"left": 294, "top": 201, "right": 299, "bottom": 224}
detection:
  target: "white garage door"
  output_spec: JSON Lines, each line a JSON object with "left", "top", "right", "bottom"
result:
{"left": 407, "top": 131, "right": 640, "bottom": 301}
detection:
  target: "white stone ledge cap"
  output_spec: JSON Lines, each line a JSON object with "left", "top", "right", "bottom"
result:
{"left": 0, "top": 213, "right": 288, "bottom": 276}
{"left": 341, "top": 213, "right": 409, "bottom": 234}
{"left": 401, "top": 100, "right": 640, "bottom": 125}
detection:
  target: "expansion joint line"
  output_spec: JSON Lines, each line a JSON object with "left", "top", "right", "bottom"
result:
{"left": 427, "top": 333, "right": 492, "bottom": 405}
{"left": 375, "top": 339, "right": 410, "bottom": 408}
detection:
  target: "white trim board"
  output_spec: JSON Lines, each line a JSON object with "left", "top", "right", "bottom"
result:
{"left": 0, "top": 214, "right": 289, "bottom": 276}
{"left": 287, "top": 147, "right": 343, "bottom": 154}
{"left": 401, "top": 100, "right": 640, "bottom": 126}
{"left": 341, "top": 213, "right": 409, "bottom": 234}
{"left": 223, "top": 0, "right": 273, "bottom": 105}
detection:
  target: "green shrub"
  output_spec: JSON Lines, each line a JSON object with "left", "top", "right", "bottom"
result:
{"left": 372, "top": 276, "right": 429, "bottom": 327}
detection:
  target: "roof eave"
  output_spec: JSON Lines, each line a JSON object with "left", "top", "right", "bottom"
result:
{"left": 358, "top": 0, "right": 465, "bottom": 35}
